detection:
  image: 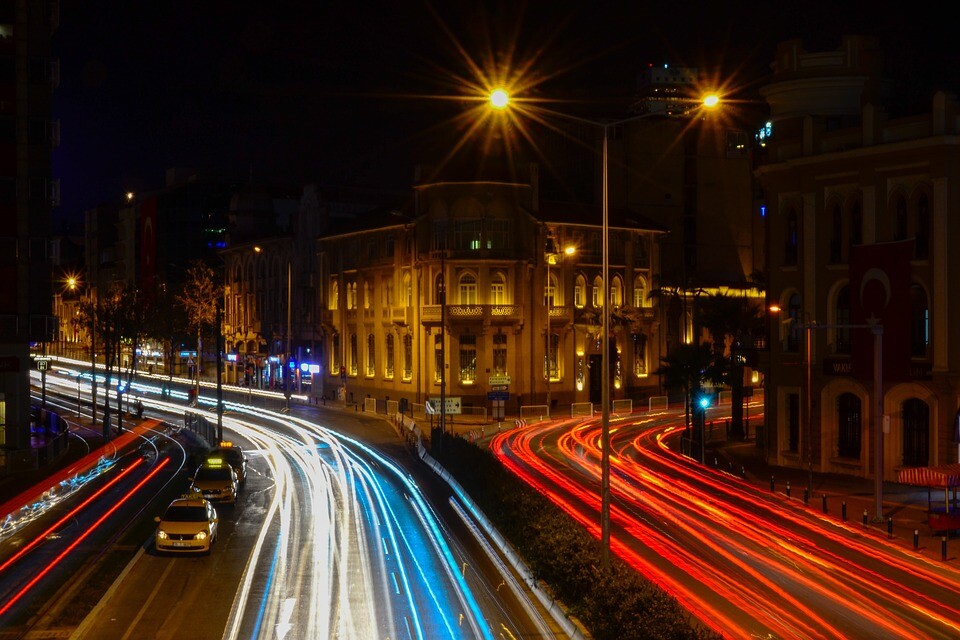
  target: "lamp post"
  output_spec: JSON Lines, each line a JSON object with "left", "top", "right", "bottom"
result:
{"left": 490, "top": 88, "right": 719, "bottom": 566}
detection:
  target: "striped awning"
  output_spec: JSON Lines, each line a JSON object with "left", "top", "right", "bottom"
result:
{"left": 897, "top": 464, "right": 960, "bottom": 488}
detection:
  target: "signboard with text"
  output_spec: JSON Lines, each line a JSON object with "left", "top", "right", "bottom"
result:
{"left": 488, "top": 375, "right": 511, "bottom": 386}
{"left": 427, "top": 397, "right": 462, "bottom": 414}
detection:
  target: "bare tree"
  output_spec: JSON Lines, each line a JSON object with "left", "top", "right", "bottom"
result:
{"left": 177, "top": 260, "right": 220, "bottom": 402}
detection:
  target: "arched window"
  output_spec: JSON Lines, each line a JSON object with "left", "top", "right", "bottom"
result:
{"left": 610, "top": 275, "right": 623, "bottom": 307}
{"left": 633, "top": 274, "right": 649, "bottom": 307}
{"left": 834, "top": 286, "right": 851, "bottom": 354}
{"left": 574, "top": 274, "right": 586, "bottom": 308}
{"left": 545, "top": 272, "right": 558, "bottom": 306}
{"left": 894, "top": 195, "right": 908, "bottom": 241}
{"left": 402, "top": 272, "right": 412, "bottom": 307}
{"left": 785, "top": 208, "right": 799, "bottom": 266}
{"left": 331, "top": 334, "right": 341, "bottom": 372}
{"left": 829, "top": 202, "right": 842, "bottom": 263}
{"left": 910, "top": 283, "right": 929, "bottom": 358}
{"left": 366, "top": 334, "right": 375, "bottom": 376}
{"left": 916, "top": 193, "right": 930, "bottom": 260}
{"left": 349, "top": 333, "right": 358, "bottom": 375}
{"left": 434, "top": 273, "right": 444, "bottom": 305}
{"left": 785, "top": 292, "right": 801, "bottom": 353}
{"left": 402, "top": 334, "right": 413, "bottom": 380}
{"left": 459, "top": 334, "right": 477, "bottom": 382}
{"left": 384, "top": 334, "right": 394, "bottom": 379}
{"left": 545, "top": 332, "right": 559, "bottom": 381}
{"left": 363, "top": 281, "right": 372, "bottom": 309}
{"left": 837, "top": 392, "right": 862, "bottom": 459}
{"left": 592, "top": 276, "right": 603, "bottom": 307}
{"left": 329, "top": 278, "right": 339, "bottom": 311}
{"left": 459, "top": 272, "right": 477, "bottom": 305}
{"left": 901, "top": 398, "right": 930, "bottom": 467}
{"left": 346, "top": 282, "right": 357, "bottom": 310}
{"left": 850, "top": 200, "right": 863, "bottom": 246}
{"left": 491, "top": 271, "right": 506, "bottom": 305}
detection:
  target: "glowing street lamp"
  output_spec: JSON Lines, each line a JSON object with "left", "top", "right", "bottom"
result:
{"left": 488, "top": 87, "right": 720, "bottom": 566}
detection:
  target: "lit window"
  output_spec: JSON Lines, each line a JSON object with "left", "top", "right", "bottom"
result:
{"left": 459, "top": 334, "right": 477, "bottom": 383}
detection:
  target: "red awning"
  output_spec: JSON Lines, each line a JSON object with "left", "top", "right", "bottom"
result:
{"left": 897, "top": 464, "right": 960, "bottom": 488}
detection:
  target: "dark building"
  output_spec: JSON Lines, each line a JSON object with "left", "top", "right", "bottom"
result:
{"left": 0, "top": 1, "right": 59, "bottom": 462}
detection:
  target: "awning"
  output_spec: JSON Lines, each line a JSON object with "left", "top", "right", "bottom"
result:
{"left": 897, "top": 464, "right": 960, "bottom": 488}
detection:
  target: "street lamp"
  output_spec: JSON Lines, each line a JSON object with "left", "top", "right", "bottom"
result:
{"left": 490, "top": 87, "right": 719, "bottom": 566}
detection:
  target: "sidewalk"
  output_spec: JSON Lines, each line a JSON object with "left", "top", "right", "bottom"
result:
{"left": 712, "top": 440, "right": 958, "bottom": 560}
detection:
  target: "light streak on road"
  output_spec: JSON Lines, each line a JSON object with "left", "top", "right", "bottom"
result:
{"left": 491, "top": 411, "right": 960, "bottom": 639}
{"left": 210, "top": 405, "right": 496, "bottom": 640}
{"left": 0, "top": 457, "right": 172, "bottom": 619}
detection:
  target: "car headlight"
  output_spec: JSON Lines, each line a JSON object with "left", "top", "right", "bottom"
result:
{"left": 157, "top": 530, "right": 168, "bottom": 540}
{"left": 195, "top": 530, "right": 208, "bottom": 540}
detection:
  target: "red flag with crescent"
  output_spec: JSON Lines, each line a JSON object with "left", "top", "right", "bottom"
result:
{"left": 849, "top": 240, "right": 913, "bottom": 382}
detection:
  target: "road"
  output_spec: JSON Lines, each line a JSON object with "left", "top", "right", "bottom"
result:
{"left": 1, "top": 362, "right": 558, "bottom": 639}
{"left": 490, "top": 408, "right": 960, "bottom": 639}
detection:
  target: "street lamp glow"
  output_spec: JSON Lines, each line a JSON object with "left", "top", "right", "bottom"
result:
{"left": 489, "top": 88, "right": 510, "bottom": 110}
{"left": 703, "top": 93, "right": 720, "bottom": 109}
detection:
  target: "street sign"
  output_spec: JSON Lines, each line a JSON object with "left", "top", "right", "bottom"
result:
{"left": 487, "top": 391, "right": 509, "bottom": 401}
{"left": 35, "top": 356, "right": 52, "bottom": 371}
{"left": 428, "top": 397, "right": 462, "bottom": 414}
{"left": 490, "top": 384, "right": 508, "bottom": 392}
{"left": 488, "top": 374, "right": 511, "bottom": 386}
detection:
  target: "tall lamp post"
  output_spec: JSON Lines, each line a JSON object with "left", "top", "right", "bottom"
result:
{"left": 490, "top": 88, "right": 719, "bottom": 566}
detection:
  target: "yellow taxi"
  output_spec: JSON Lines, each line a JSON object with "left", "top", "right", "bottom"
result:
{"left": 189, "top": 458, "right": 239, "bottom": 505}
{"left": 154, "top": 494, "right": 218, "bottom": 554}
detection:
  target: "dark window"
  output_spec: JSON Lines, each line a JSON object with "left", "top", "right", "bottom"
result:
{"left": 829, "top": 203, "right": 842, "bottom": 263}
{"left": 787, "top": 392, "right": 800, "bottom": 453}
{"left": 835, "top": 286, "right": 851, "bottom": 354}
{"left": 916, "top": 194, "right": 930, "bottom": 260}
{"left": 894, "top": 196, "right": 908, "bottom": 241}
{"left": 786, "top": 293, "right": 801, "bottom": 353}
{"left": 784, "top": 209, "right": 799, "bottom": 266}
{"left": 837, "top": 392, "right": 862, "bottom": 458}
{"left": 910, "top": 284, "right": 929, "bottom": 358}
{"left": 901, "top": 398, "right": 929, "bottom": 467}
{"left": 850, "top": 201, "right": 863, "bottom": 246}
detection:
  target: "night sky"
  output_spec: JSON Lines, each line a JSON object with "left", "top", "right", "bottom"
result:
{"left": 51, "top": 1, "right": 958, "bottom": 230}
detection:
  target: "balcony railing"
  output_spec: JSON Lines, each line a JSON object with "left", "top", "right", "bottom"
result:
{"left": 421, "top": 304, "right": 523, "bottom": 326}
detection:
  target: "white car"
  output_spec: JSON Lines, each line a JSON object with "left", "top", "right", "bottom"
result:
{"left": 154, "top": 495, "right": 218, "bottom": 554}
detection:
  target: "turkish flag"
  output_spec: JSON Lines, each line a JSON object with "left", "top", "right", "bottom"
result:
{"left": 849, "top": 240, "right": 913, "bottom": 382}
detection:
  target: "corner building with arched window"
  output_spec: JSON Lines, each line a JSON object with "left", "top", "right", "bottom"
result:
{"left": 758, "top": 36, "right": 960, "bottom": 480}
{"left": 316, "top": 166, "right": 667, "bottom": 415}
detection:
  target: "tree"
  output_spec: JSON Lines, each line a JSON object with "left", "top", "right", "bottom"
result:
{"left": 655, "top": 342, "right": 715, "bottom": 455}
{"left": 177, "top": 260, "right": 221, "bottom": 401}
{"left": 143, "top": 283, "right": 188, "bottom": 395}
{"left": 699, "top": 294, "right": 765, "bottom": 440}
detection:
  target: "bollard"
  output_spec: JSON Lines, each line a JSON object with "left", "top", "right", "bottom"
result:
{"left": 842, "top": 501, "right": 847, "bottom": 521}
{"left": 943, "top": 537, "right": 948, "bottom": 561}
{"left": 770, "top": 476, "right": 775, "bottom": 492}
{"left": 862, "top": 509, "right": 868, "bottom": 526}
{"left": 821, "top": 494, "right": 827, "bottom": 513}
{"left": 714, "top": 456, "right": 718, "bottom": 467}
{"left": 914, "top": 530, "right": 919, "bottom": 549}
{"left": 887, "top": 517, "right": 893, "bottom": 538}
{"left": 741, "top": 465, "right": 745, "bottom": 478}
{"left": 803, "top": 487, "right": 809, "bottom": 505}
{"left": 786, "top": 481, "right": 791, "bottom": 498}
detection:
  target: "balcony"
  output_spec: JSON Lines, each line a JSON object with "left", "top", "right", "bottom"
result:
{"left": 421, "top": 304, "right": 523, "bottom": 327}
{"left": 392, "top": 307, "right": 413, "bottom": 326}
